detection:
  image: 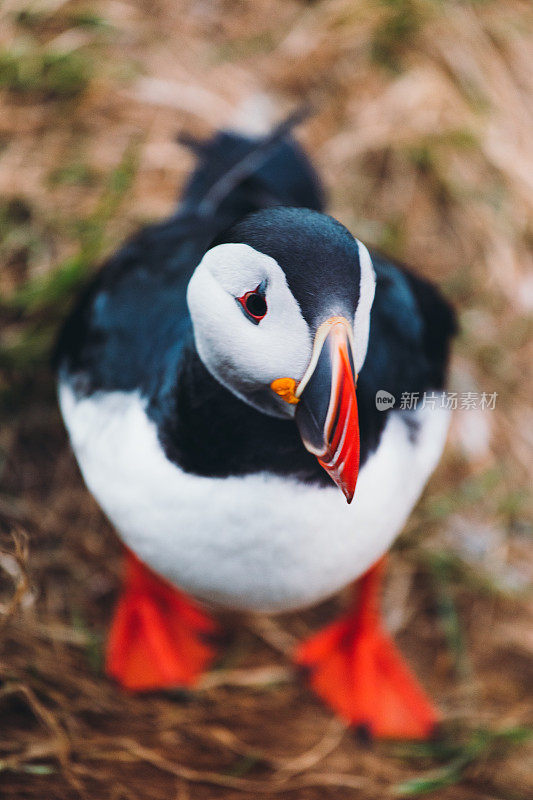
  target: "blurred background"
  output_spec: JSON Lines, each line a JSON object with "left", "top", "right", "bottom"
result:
{"left": 0, "top": 1, "right": 532, "bottom": 798}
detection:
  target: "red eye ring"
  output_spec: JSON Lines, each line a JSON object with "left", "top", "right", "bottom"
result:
{"left": 237, "top": 284, "right": 268, "bottom": 324}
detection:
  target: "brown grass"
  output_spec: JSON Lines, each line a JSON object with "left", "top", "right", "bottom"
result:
{"left": 1, "top": 1, "right": 532, "bottom": 798}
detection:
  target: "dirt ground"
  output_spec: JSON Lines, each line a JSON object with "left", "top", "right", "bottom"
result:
{"left": 1, "top": 1, "right": 532, "bottom": 798}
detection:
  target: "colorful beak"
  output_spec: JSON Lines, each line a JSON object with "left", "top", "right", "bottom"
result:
{"left": 294, "top": 317, "right": 360, "bottom": 503}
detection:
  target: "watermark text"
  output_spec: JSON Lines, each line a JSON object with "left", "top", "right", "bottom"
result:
{"left": 375, "top": 390, "right": 498, "bottom": 411}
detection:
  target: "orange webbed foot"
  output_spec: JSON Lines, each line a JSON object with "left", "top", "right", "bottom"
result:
{"left": 294, "top": 559, "right": 439, "bottom": 739}
{"left": 106, "top": 551, "right": 219, "bottom": 691}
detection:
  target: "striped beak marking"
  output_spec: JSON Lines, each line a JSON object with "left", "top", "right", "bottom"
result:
{"left": 271, "top": 316, "right": 360, "bottom": 504}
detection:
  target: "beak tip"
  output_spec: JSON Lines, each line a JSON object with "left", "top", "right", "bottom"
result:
{"left": 343, "top": 486, "right": 355, "bottom": 504}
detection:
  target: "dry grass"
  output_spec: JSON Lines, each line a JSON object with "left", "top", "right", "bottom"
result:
{"left": 0, "top": 1, "right": 532, "bottom": 798}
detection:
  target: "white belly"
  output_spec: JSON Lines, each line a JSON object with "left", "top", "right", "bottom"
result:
{"left": 59, "top": 384, "right": 450, "bottom": 613}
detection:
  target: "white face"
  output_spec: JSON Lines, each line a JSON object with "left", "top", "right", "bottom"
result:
{"left": 353, "top": 240, "right": 376, "bottom": 373}
{"left": 187, "top": 241, "right": 375, "bottom": 417}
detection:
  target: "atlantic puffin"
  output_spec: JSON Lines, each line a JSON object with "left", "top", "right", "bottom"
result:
{"left": 55, "top": 113, "right": 456, "bottom": 739}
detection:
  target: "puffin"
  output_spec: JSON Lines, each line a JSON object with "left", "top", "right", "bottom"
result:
{"left": 55, "top": 112, "right": 456, "bottom": 739}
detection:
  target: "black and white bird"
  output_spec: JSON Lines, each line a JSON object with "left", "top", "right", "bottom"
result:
{"left": 55, "top": 114, "right": 455, "bottom": 739}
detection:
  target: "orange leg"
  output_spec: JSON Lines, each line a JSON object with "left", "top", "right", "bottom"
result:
{"left": 106, "top": 551, "right": 219, "bottom": 691}
{"left": 294, "top": 559, "right": 439, "bottom": 739}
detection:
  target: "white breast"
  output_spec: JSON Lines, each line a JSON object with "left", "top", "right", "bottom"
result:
{"left": 59, "top": 383, "right": 450, "bottom": 613}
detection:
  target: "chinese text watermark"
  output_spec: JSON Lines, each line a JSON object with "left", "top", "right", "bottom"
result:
{"left": 375, "top": 390, "right": 498, "bottom": 411}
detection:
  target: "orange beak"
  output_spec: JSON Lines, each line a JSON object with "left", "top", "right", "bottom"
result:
{"left": 272, "top": 317, "right": 360, "bottom": 503}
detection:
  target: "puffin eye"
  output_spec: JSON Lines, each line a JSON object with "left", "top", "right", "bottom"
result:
{"left": 237, "top": 285, "right": 267, "bottom": 324}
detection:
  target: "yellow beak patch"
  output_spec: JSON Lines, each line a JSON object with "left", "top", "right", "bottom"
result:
{"left": 270, "top": 377, "right": 300, "bottom": 405}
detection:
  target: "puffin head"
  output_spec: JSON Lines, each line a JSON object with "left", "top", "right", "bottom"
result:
{"left": 187, "top": 207, "right": 376, "bottom": 503}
